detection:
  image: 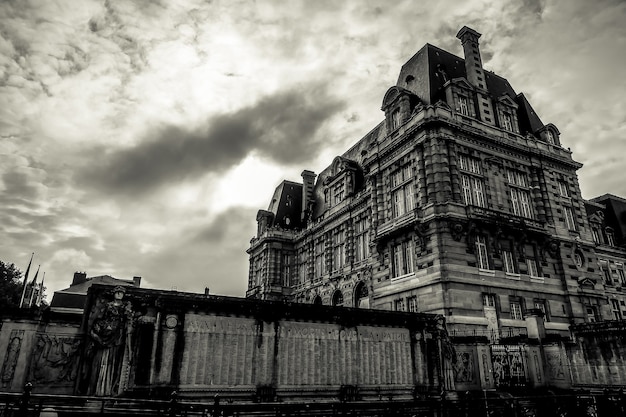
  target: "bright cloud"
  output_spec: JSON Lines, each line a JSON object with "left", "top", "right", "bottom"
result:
{"left": 1, "top": 0, "right": 625, "bottom": 299}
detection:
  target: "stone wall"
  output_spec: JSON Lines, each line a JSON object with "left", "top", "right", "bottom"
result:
{"left": 78, "top": 285, "right": 446, "bottom": 401}
{"left": 0, "top": 314, "right": 82, "bottom": 394}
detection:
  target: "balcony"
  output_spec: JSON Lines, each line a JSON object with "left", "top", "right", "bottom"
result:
{"left": 465, "top": 205, "right": 545, "bottom": 231}
{"left": 376, "top": 210, "right": 419, "bottom": 239}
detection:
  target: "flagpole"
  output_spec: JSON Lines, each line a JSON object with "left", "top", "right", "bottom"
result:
{"left": 28, "top": 265, "right": 40, "bottom": 308}
{"left": 19, "top": 253, "right": 34, "bottom": 308}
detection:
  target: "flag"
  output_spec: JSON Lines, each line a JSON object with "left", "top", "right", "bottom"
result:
{"left": 28, "top": 265, "right": 40, "bottom": 308}
{"left": 19, "top": 253, "right": 34, "bottom": 308}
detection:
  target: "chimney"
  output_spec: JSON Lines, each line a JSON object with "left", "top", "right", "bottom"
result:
{"left": 72, "top": 271, "right": 87, "bottom": 286}
{"left": 456, "top": 26, "right": 495, "bottom": 125}
{"left": 456, "top": 26, "right": 485, "bottom": 88}
{"left": 204, "top": 287, "right": 210, "bottom": 296}
{"left": 133, "top": 276, "right": 141, "bottom": 287}
{"left": 301, "top": 170, "right": 317, "bottom": 224}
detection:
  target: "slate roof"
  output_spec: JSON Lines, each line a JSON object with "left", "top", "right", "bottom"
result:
{"left": 50, "top": 275, "right": 137, "bottom": 312}
{"left": 396, "top": 43, "right": 544, "bottom": 135}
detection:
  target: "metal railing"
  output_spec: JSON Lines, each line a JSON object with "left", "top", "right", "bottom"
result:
{"left": 2, "top": 390, "right": 625, "bottom": 417}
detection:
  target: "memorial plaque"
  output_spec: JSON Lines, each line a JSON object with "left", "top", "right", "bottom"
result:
{"left": 181, "top": 314, "right": 257, "bottom": 387}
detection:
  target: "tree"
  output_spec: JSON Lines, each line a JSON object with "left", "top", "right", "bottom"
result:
{"left": 0, "top": 260, "right": 23, "bottom": 309}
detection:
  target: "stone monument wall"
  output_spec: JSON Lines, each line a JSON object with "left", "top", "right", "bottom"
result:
{"left": 75, "top": 285, "right": 445, "bottom": 401}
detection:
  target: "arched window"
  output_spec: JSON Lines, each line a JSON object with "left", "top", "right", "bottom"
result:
{"left": 332, "top": 290, "right": 344, "bottom": 307}
{"left": 354, "top": 282, "right": 369, "bottom": 308}
{"left": 313, "top": 295, "right": 322, "bottom": 305}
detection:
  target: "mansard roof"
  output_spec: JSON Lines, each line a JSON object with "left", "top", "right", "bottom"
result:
{"left": 516, "top": 93, "right": 545, "bottom": 135}
{"left": 266, "top": 180, "right": 303, "bottom": 229}
{"left": 396, "top": 43, "right": 544, "bottom": 136}
{"left": 396, "top": 44, "right": 516, "bottom": 104}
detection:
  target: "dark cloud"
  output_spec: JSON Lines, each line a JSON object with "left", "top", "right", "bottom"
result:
{"left": 79, "top": 84, "right": 345, "bottom": 194}
{"left": 135, "top": 206, "right": 257, "bottom": 295}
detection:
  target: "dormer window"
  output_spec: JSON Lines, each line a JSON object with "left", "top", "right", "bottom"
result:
{"left": 546, "top": 130, "right": 555, "bottom": 145}
{"left": 558, "top": 180, "right": 570, "bottom": 198}
{"left": 502, "top": 112, "right": 513, "bottom": 131}
{"left": 333, "top": 181, "right": 345, "bottom": 205}
{"left": 391, "top": 109, "right": 401, "bottom": 129}
{"left": 458, "top": 96, "right": 469, "bottom": 116}
{"left": 606, "top": 229, "right": 615, "bottom": 246}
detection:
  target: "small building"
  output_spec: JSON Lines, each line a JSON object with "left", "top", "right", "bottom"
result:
{"left": 49, "top": 271, "right": 141, "bottom": 315}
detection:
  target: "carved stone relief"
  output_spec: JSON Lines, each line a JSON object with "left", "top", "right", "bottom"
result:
{"left": 29, "top": 334, "right": 82, "bottom": 384}
{"left": 1, "top": 329, "right": 24, "bottom": 388}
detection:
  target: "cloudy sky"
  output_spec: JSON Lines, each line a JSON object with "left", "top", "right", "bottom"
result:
{"left": 1, "top": 0, "right": 625, "bottom": 300}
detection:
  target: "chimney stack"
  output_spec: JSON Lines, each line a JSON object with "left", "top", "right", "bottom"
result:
{"left": 301, "top": 170, "right": 317, "bottom": 224}
{"left": 72, "top": 271, "right": 87, "bottom": 286}
{"left": 133, "top": 276, "right": 142, "bottom": 287}
{"left": 456, "top": 26, "right": 495, "bottom": 125}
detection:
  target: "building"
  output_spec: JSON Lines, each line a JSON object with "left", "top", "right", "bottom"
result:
{"left": 247, "top": 26, "right": 626, "bottom": 339}
{"left": 49, "top": 271, "right": 141, "bottom": 315}
{"left": 585, "top": 194, "right": 626, "bottom": 321}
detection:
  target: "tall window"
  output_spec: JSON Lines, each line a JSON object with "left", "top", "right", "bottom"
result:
{"left": 354, "top": 218, "right": 370, "bottom": 262}
{"left": 502, "top": 250, "right": 516, "bottom": 274}
{"left": 563, "top": 206, "right": 576, "bottom": 231}
{"left": 391, "top": 109, "right": 401, "bottom": 129}
{"left": 458, "top": 95, "right": 469, "bottom": 116}
{"left": 502, "top": 112, "right": 513, "bottom": 131}
{"left": 394, "top": 298, "right": 406, "bottom": 312}
{"left": 600, "top": 262, "right": 613, "bottom": 286}
{"left": 298, "top": 251, "right": 306, "bottom": 284}
{"left": 606, "top": 230, "right": 615, "bottom": 246}
{"left": 617, "top": 265, "right": 626, "bottom": 285}
{"left": 510, "top": 298, "right": 523, "bottom": 320}
{"left": 392, "top": 240, "right": 414, "bottom": 279}
{"left": 281, "top": 253, "right": 291, "bottom": 287}
{"left": 483, "top": 294, "right": 496, "bottom": 307}
{"left": 314, "top": 238, "right": 326, "bottom": 278}
{"left": 459, "top": 155, "right": 486, "bottom": 208}
{"left": 331, "top": 229, "right": 345, "bottom": 272}
{"left": 526, "top": 258, "right": 539, "bottom": 278}
{"left": 507, "top": 169, "right": 533, "bottom": 218}
{"left": 592, "top": 228, "right": 601, "bottom": 244}
{"left": 407, "top": 296, "right": 418, "bottom": 312}
{"left": 546, "top": 130, "right": 555, "bottom": 145}
{"left": 476, "top": 235, "right": 490, "bottom": 270}
{"left": 390, "top": 165, "right": 414, "bottom": 217}
{"left": 332, "top": 290, "right": 344, "bottom": 307}
{"left": 586, "top": 306, "right": 598, "bottom": 322}
{"left": 611, "top": 299, "right": 622, "bottom": 320}
{"left": 354, "top": 282, "right": 369, "bottom": 308}
{"left": 558, "top": 180, "right": 570, "bottom": 198}
{"left": 333, "top": 181, "right": 345, "bottom": 205}
{"left": 534, "top": 300, "right": 549, "bottom": 321}
{"left": 524, "top": 244, "right": 541, "bottom": 278}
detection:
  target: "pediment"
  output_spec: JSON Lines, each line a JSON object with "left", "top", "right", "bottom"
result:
{"left": 449, "top": 77, "right": 474, "bottom": 91}
{"left": 382, "top": 86, "right": 415, "bottom": 109}
{"left": 544, "top": 123, "right": 560, "bottom": 135}
{"left": 589, "top": 210, "right": 605, "bottom": 224}
{"left": 497, "top": 94, "right": 519, "bottom": 109}
{"left": 578, "top": 277, "right": 597, "bottom": 289}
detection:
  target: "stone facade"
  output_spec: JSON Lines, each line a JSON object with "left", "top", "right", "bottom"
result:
{"left": 247, "top": 26, "right": 626, "bottom": 340}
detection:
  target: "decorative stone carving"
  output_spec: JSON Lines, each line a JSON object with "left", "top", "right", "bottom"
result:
{"left": 29, "top": 334, "right": 81, "bottom": 384}
{"left": 82, "top": 286, "right": 133, "bottom": 396}
{"left": 1, "top": 329, "right": 24, "bottom": 388}
{"left": 450, "top": 222, "right": 464, "bottom": 241}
